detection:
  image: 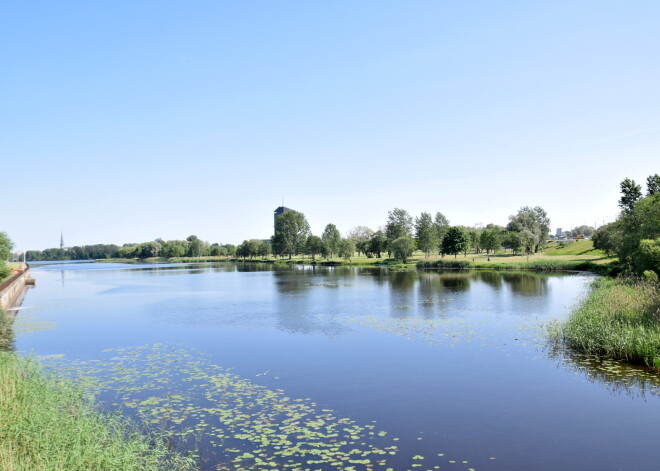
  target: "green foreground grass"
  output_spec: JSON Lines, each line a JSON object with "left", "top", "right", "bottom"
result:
{"left": 0, "top": 350, "right": 197, "bottom": 471}
{"left": 550, "top": 278, "right": 660, "bottom": 368}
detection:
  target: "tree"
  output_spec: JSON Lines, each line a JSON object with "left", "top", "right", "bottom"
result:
{"left": 258, "top": 241, "right": 272, "bottom": 259}
{"left": 633, "top": 238, "right": 660, "bottom": 275}
{"left": 347, "top": 226, "right": 374, "bottom": 255}
{"left": 186, "top": 235, "right": 205, "bottom": 257}
{"left": 338, "top": 238, "right": 356, "bottom": 261}
{"left": 434, "top": 212, "right": 450, "bottom": 255}
{"left": 441, "top": 227, "right": 469, "bottom": 258}
{"left": 647, "top": 174, "right": 660, "bottom": 196}
{"left": 502, "top": 231, "right": 524, "bottom": 255}
{"left": 385, "top": 208, "right": 413, "bottom": 248}
{"left": 480, "top": 227, "right": 503, "bottom": 254}
{"left": 0, "top": 232, "right": 13, "bottom": 262}
{"left": 368, "top": 231, "right": 387, "bottom": 258}
{"left": 321, "top": 224, "right": 342, "bottom": 258}
{"left": 619, "top": 178, "right": 642, "bottom": 214}
{"left": 592, "top": 223, "right": 622, "bottom": 256}
{"left": 272, "top": 210, "right": 311, "bottom": 259}
{"left": 415, "top": 212, "right": 438, "bottom": 257}
{"left": 506, "top": 206, "right": 550, "bottom": 253}
{"left": 391, "top": 236, "right": 415, "bottom": 263}
{"left": 305, "top": 235, "right": 323, "bottom": 261}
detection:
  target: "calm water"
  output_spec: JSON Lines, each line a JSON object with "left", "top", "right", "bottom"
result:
{"left": 10, "top": 262, "right": 660, "bottom": 471}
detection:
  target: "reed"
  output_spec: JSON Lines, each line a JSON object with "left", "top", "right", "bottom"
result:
{"left": 550, "top": 278, "right": 660, "bottom": 368}
{"left": 0, "top": 353, "right": 198, "bottom": 471}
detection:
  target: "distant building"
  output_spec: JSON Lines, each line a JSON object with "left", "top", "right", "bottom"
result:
{"left": 555, "top": 228, "right": 562, "bottom": 238}
{"left": 273, "top": 206, "right": 294, "bottom": 233}
{"left": 60, "top": 231, "right": 65, "bottom": 250}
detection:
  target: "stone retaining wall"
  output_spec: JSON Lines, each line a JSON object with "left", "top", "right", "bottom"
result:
{"left": 0, "top": 266, "right": 30, "bottom": 311}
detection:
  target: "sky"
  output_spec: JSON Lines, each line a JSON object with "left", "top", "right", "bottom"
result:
{"left": 2, "top": 1, "right": 659, "bottom": 251}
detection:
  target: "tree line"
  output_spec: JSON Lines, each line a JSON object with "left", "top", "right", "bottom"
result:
{"left": 592, "top": 174, "right": 660, "bottom": 277}
{"left": 262, "top": 205, "right": 551, "bottom": 263}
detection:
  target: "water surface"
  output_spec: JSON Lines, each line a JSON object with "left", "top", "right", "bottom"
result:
{"left": 12, "top": 262, "right": 660, "bottom": 471}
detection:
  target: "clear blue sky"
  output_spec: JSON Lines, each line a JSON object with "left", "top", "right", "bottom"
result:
{"left": 2, "top": 1, "right": 659, "bottom": 251}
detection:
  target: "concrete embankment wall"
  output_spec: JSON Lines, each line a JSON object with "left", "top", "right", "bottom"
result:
{"left": 0, "top": 266, "right": 31, "bottom": 311}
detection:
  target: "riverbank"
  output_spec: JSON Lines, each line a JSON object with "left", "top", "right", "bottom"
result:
{"left": 101, "top": 240, "right": 617, "bottom": 273}
{"left": 0, "top": 351, "right": 197, "bottom": 471}
{"left": 550, "top": 277, "right": 660, "bottom": 368}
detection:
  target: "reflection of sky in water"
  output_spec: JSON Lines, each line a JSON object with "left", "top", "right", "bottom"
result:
{"left": 13, "top": 263, "right": 660, "bottom": 471}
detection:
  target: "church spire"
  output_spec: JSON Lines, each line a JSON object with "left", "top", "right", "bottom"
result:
{"left": 60, "top": 231, "right": 64, "bottom": 250}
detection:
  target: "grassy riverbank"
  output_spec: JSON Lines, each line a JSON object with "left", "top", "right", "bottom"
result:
{"left": 102, "top": 240, "right": 616, "bottom": 273}
{"left": 550, "top": 278, "right": 660, "bottom": 368}
{"left": 0, "top": 351, "right": 197, "bottom": 471}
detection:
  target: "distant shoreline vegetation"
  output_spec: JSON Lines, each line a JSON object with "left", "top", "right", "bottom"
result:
{"left": 15, "top": 174, "right": 659, "bottom": 279}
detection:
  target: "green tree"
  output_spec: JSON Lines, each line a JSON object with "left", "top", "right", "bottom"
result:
{"left": 592, "top": 222, "right": 623, "bottom": 256}
{"left": 502, "top": 231, "right": 524, "bottom": 255}
{"left": 338, "top": 238, "right": 356, "bottom": 261}
{"left": 186, "top": 235, "right": 205, "bottom": 257}
{"left": 480, "top": 226, "right": 503, "bottom": 254}
{"left": 441, "top": 227, "right": 469, "bottom": 258}
{"left": 385, "top": 208, "right": 413, "bottom": 249}
{"left": 321, "top": 224, "right": 342, "bottom": 258}
{"left": 647, "top": 174, "right": 660, "bottom": 196}
{"left": 391, "top": 236, "right": 415, "bottom": 263}
{"left": 0, "top": 232, "right": 13, "bottom": 262}
{"left": 415, "top": 212, "right": 438, "bottom": 257}
{"left": 272, "top": 210, "right": 311, "bottom": 259}
{"left": 258, "top": 241, "right": 272, "bottom": 259}
{"left": 633, "top": 238, "right": 660, "bottom": 275}
{"left": 305, "top": 235, "right": 323, "bottom": 261}
{"left": 434, "top": 212, "right": 450, "bottom": 255}
{"left": 506, "top": 206, "right": 550, "bottom": 253}
{"left": 347, "top": 226, "right": 374, "bottom": 255}
{"left": 619, "top": 178, "right": 642, "bottom": 214}
{"left": 368, "top": 231, "right": 387, "bottom": 258}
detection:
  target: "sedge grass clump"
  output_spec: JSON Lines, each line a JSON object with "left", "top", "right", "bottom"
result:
{"left": 0, "top": 353, "right": 197, "bottom": 471}
{"left": 551, "top": 278, "right": 660, "bottom": 368}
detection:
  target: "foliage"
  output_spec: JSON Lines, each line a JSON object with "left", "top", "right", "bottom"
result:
{"left": 0, "top": 352, "right": 197, "bottom": 470}
{"left": 0, "top": 232, "right": 13, "bottom": 262}
{"left": 391, "top": 236, "right": 415, "bottom": 263}
{"left": 433, "top": 212, "right": 450, "bottom": 254}
{"left": 647, "top": 174, "right": 660, "bottom": 196}
{"left": 506, "top": 206, "right": 550, "bottom": 253}
{"left": 367, "top": 231, "right": 386, "bottom": 258}
{"left": 338, "top": 238, "right": 356, "bottom": 261}
{"left": 480, "top": 227, "right": 502, "bottom": 254}
{"left": 633, "top": 238, "right": 660, "bottom": 275}
{"left": 414, "top": 212, "right": 437, "bottom": 257}
{"left": 385, "top": 208, "right": 413, "bottom": 247}
{"left": 441, "top": 227, "right": 469, "bottom": 258}
{"left": 271, "top": 210, "right": 310, "bottom": 259}
{"left": 502, "top": 231, "right": 524, "bottom": 255}
{"left": 321, "top": 224, "right": 342, "bottom": 258}
{"left": 550, "top": 278, "right": 660, "bottom": 368}
{"left": 304, "top": 235, "right": 323, "bottom": 261}
{"left": 619, "top": 177, "right": 643, "bottom": 214}
{"left": 594, "top": 178, "right": 660, "bottom": 274}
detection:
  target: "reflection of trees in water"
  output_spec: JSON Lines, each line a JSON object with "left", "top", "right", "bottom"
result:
{"left": 416, "top": 272, "right": 470, "bottom": 316}
{"left": 475, "top": 271, "right": 503, "bottom": 290}
{"left": 501, "top": 273, "right": 549, "bottom": 297}
{"left": 388, "top": 271, "right": 417, "bottom": 317}
{"left": 547, "top": 344, "right": 660, "bottom": 399}
{"left": 272, "top": 267, "right": 349, "bottom": 336}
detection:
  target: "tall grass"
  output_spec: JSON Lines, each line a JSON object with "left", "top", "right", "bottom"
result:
{"left": 0, "top": 352, "right": 198, "bottom": 471}
{"left": 550, "top": 278, "right": 660, "bottom": 368}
